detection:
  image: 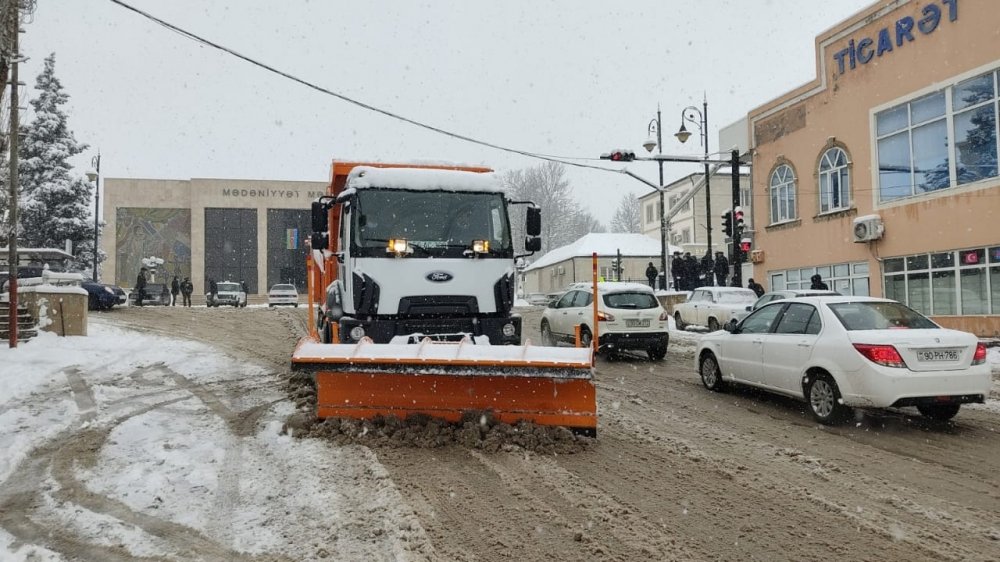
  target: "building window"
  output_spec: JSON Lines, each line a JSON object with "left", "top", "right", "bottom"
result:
{"left": 646, "top": 204, "right": 654, "bottom": 224}
{"left": 768, "top": 262, "right": 869, "bottom": 296}
{"left": 882, "top": 246, "right": 1000, "bottom": 316}
{"left": 769, "top": 164, "right": 796, "bottom": 224}
{"left": 818, "top": 147, "right": 850, "bottom": 213}
{"left": 876, "top": 69, "right": 999, "bottom": 202}
{"left": 681, "top": 228, "right": 691, "bottom": 244}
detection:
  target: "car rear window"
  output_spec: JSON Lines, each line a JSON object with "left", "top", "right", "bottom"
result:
{"left": 272, "top": 284, "right": 296, "bottom": 291}
{"left": 718, "top": 291, "right": 757, "bottom": 304}
{"left": 602, "top": 292, "right": 658, "bottom": 309}
{"left": 828, "top": 301, "right": 938, "bottom": 330}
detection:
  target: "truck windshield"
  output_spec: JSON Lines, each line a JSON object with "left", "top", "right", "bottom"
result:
{"left": 353, "top": 189, "right": 512, "bottom": 258}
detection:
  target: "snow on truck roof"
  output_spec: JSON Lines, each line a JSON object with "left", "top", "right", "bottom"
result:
{"left": 346, "top": 166, "right": 504, "bottom": 193}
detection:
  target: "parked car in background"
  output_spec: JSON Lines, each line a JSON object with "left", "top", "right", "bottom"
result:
{"left": 267, "top": 284, "right": 299, "bottom": 307}
{"left": 525, "top": 292, "right": 550, "bottom": 306}
{"left": 207, "top": 281, "right": 247, "bottom": 307}
{"left": 733, "top": 289, "right": 841, "bottom": 322}
{"left": 540, "top": 281, "right": 669, "bottom": 360}
{"left": 673, "top": 286, "right": 758, "bottom": 331}
{"left": 129, "top": 283, "right": 171, "bottom": 306}
{"left": 695, "top": 296, "right": 991, "bottom": 424}
{"left": 81, "top": 278, "right": 126, "bottom": 310}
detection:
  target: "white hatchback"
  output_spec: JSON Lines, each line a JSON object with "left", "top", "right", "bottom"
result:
{"left": 695, "top": 296, "right": 991, "bottom": 424}
{"left": 540, "top": 282, "right": 669, "bottom": 360}
{"left": 268, "top": 283, "right": 299, "bottom": 307}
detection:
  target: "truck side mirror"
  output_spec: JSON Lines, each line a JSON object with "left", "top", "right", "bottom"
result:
{"left": 526, "top": 206, "right": 541, "bottom": 237}
{"left": 311, "top": 201, "right": 328, "bottom": 233}
{"left": 311, "top": 232, "right": 329, "bottom": 251}
{"left": 524, "top": 236, "right": 541, "bottom": 252}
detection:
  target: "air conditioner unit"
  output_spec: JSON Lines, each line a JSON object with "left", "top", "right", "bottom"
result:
{"left": 852, "top": 215, "right": 884, "bottom": 243}
{"left": 750, "top": 250, "right": 765, "bottom": 264}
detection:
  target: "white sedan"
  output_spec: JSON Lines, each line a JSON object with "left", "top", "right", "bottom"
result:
{"left": 695, "top": 296, "right": 991, "bottom": 424}
{"left": 673, "top": 286, "right": 758, "bottom": 331}
{"left": 267, "top": 283, "right": 300, "bottom": 307}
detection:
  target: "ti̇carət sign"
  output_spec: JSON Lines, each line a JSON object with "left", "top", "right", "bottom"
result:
{"left": 833, "top": 0, "right": 958, "bottom": 76}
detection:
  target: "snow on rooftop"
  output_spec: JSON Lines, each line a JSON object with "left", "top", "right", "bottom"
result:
{"left": 524, "top": 233, "right": 684, "bottom": 272}
{"left": 347, "top": 166, "right": 503, "bottom": 193}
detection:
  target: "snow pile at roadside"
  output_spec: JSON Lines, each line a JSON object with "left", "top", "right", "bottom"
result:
{"left": 0, "top": 321, "right": 434, "bottom": 561}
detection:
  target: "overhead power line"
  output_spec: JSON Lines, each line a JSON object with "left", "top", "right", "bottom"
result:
{"left": 107, "top": 0, "right": 622, "bottom": 175}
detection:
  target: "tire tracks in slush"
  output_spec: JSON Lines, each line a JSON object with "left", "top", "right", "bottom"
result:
{"left": 0, "top": 363, "right": 291, "bottom": 561}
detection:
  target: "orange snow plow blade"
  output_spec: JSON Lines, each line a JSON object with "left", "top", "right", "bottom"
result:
{"left": 291, "top": 336, "right": 597, "bottom": 434}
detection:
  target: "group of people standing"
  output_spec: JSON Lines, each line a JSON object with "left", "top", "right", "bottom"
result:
{"left": 171, "top": 275, "right": 195, "bottom": 306}
{"left": 668, "top": 251, "right": 732, "bottom": 291}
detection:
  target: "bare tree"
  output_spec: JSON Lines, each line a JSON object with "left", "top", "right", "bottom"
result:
{"left": 501, "top": 161, "right": 593, "bottom": 254}
{"left": 610, "top": 192, "right": 641, "bottom": 233}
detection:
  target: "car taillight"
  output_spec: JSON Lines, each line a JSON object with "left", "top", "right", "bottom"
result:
{"left": 972, "top": 343, "right": 987, "bottom": 365}
{"left": 853, "top": 344, "right": 908, "bottom": 368}
{"left": 597, "top": 311, "right": 615, "bottom": 322}
{"left": 659, "top": 310, "right": 669, "bottom": 321}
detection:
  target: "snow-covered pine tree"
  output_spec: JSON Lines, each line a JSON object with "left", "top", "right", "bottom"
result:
{"left": 18, "top": 53, "right": 94, "bottom": 264}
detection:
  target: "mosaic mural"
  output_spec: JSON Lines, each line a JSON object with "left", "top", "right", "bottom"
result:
{"left": 116, "top": 208, "right": 191, "bottom": 287}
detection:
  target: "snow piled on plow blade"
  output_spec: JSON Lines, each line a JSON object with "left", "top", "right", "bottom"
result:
{"left": 291, "top": 337, "right": 597, "bottom": 434}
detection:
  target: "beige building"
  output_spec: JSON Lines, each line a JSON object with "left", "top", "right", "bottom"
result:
{"left": 521, "top": 233, "right": 682, "bottom": 294}
{"left": 102, "top": 178, "right": 327, "bottom": 295}
{"left": 743, "top": 0, "right": 999, "bottom": 336}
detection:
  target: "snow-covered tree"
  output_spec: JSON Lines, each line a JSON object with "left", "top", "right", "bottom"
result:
{"left": 17, "top": 53, "right": 94, "bottom": 262}
{"left": 500, "top": 161, "right": 605, "bottom": 254}
{"left": 610, "top": 192, "right": 641, "bottom": 233}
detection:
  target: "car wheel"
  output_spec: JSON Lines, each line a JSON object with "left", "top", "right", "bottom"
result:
{"left": 699, "top": 353, "right": 726, "bottom": 391}
{"left": 917, "top": 403, "right": 961, "bottom": 421}
{"left": 579, "top": 327, "right": 593, "bottom": 349}
{"left": 647, "top": 344, "right": 667, "bottom": 361}
{"left": 804, "top": 372, "right": 849, "bottom": 425}
{"left": 674, "top": 312, "right": 688, "bottom": 331}
{"left": 294, "top": 303, "right": 299, "bottom": 308}
{"left": 708, "top": 317, "right": 720, "bottom": 332}
{"left": 540, "top": 321, "right": 556, "bottom": 346}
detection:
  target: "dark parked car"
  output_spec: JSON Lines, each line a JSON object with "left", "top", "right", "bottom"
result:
{"left": 129, "top": 283, "right": 171, "bottom": 306}
{"left": 81, "top": 278, "right": 124, "bottom": 310}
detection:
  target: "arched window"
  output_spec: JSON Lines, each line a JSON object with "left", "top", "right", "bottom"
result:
{"left": 769, "top": 164, "right": 796, "bottom": 224}
{"left": 819, "top": 147, "right": 850, "bottom": 213}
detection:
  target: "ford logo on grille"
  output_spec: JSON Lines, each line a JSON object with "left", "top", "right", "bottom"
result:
{"left": 426, "top": 271, "right": 453, "bottom": 283}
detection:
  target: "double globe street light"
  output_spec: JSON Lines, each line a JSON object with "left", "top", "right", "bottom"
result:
{"left": 642, "top": 107, "right": 668, "bottom": 290}
{"left": 675, "top": 98, "right": 712, "bottom": 283}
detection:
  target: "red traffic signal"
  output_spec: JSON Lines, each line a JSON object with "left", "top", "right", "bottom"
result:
{"left": 740, "top": 238, "right": 751, "bottom": 253}
{"left": 601, "top": 150, "right": 636, "bottom": 162}
{"left": 734, "top": 206, "right": 745, "bottom": 231}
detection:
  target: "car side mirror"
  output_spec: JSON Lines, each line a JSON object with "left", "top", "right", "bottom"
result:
{"left": 724, "top": 319, "right": 739, "bottom": 333}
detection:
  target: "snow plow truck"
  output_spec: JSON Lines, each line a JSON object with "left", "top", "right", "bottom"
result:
{"left": 291, "top": 161, "right": 597, "bottom": 435}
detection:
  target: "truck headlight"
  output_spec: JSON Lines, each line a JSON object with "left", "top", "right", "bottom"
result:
{"left": 502, "top": 323, "right": 516, "bottom": 337}
{"left": 349, "top": 326, "right": 366, "bottom": 341}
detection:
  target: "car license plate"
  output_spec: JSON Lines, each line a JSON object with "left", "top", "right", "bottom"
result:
{"left": 916, "top": 349, "right": 959, "bottom": 362}
{"left": 625, "top": 319, "right": 650, "bottom": 328}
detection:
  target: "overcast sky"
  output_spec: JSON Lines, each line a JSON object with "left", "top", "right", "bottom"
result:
{"left": 20, "top": 0, "right": 872, "bottom": 224}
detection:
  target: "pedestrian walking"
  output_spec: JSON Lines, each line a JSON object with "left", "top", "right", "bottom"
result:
{"left": 810, "top": 274, "right": 829, "bottom": 290}
{"left": 683, "top": 253, "right": 698, "bottom": 290}
{"left": 209, "top": 278, "right": 218, "bottom": 306}
{"left": 170, "top": 276, "right": 180, "bottom": 306}
{"left": 645, "top": 262, "right": 658, "bottom": 289}
{"left": 135, "top": 267, "right": 148, "bottom": 307}
{"left": 747, "top": 278, "right": 765, "bottom": 297}
{"left": 670, "top": 251, "right": 683, "bottom": 290}
{"left": 713, "top": 251, "right": 729, "bottom": 287}
{"left": 181, "top": 277, "right": 193, "bottom": 307}
{"left": 700, "top": 251, "right": 715, "bottom": 286}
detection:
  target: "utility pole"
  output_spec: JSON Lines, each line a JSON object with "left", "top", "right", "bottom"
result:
{"left": 731, "top": 149, "right": 742, "bottom": 288}
{"left": 7, "top": 0, "right": 20, "bottom": 348}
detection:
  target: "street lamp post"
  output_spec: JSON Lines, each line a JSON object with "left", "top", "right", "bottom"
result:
{"left": 643, "top": 106, "right": 668, "bottom": 290}
{"left": 675, "top": 96, "right": 711, "bottom": 284}
{"left": 85, "top": 153, "right": 100, "bottom": 282}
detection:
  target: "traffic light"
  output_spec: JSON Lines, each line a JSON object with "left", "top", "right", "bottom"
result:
{"left": 733, "top": 206, "right": 745, "bottom": 236}
{"left": 600, "top": 150, "right": 636, "bottom": 162}
{"left": 740, "top": 238, "right": 752, "bottom": 253}
{"left": 722, "top": 210, "right": 733, "bottom": 238}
